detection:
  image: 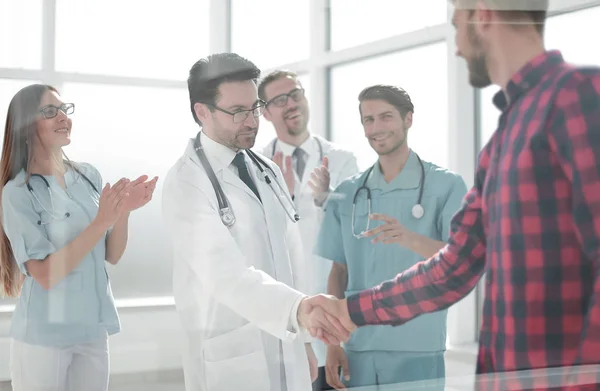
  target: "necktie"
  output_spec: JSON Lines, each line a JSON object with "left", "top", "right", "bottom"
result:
{"left": 232, "top": 152, "right": 261, "bottom": 203}
{"left": 292, "top": 147, "right": 307, "bottom": 179}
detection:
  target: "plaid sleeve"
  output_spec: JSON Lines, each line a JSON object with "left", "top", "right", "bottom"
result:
{"left": 347, "top": 157, "right": 489, "bottom": 326}
{"left": 548, "top": 72, "right": 600, "bottom": 379}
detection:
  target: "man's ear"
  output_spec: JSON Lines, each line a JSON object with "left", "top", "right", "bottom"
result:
{"left": 404, "top": 111, "right": 413, "bottom": 129}
{"left": 194, "top": 102, "right": 210, "bottom": 124}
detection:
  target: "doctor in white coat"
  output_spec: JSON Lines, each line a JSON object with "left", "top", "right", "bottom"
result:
{"left": 257, "top": 70, "right": 359, "bottom": 390}
{"left": 162, "top": 53, "right": 350, "bottom": 391}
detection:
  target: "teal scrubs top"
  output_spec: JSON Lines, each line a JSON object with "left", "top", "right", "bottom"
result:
{"left": 315, "top": 151, "right": 467, "bottom": 353}
{"left": 1, "top": 163, "right": 120, "bottom": 348}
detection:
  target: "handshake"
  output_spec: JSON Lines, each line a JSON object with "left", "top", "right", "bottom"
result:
{"left": 297, "top": 294, "right": 357, "bottom": 345}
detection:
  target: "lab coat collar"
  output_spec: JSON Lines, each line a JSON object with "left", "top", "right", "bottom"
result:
{"left": 367, "top": 149, "right": 421, "bottom": 191}
{"left": 195, "top": 130, "right": 239, "bottom": 172}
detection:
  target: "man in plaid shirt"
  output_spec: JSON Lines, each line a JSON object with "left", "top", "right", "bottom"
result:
{"left": 307, "top": 0, "right": 600, "bottom": 389}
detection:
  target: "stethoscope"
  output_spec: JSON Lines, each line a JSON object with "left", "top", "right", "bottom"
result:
{"left": 352, "top": 152, "right": 426, "bottom": 239}
{"left": 26, "top": 169, "right": 99, "bottom": 226}
{"left": 270, "top": 137, "right": 324, "bottom": 164}
{"left": 194, "top": 133, "right": 299, "bottom": 228}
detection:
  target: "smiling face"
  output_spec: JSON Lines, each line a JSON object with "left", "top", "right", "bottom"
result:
{"left": 262, "top": 75, "right": 310, "bottom": 138}
{"left": 35, "top": 90, "right": 73, "bottom": 151}
{"left": 360, "top": 99, "right": 412, "bottom": 156}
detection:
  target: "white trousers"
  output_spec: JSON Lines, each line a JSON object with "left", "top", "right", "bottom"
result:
{"left": 10, "top": 336, "right": 109, "bottom": 391}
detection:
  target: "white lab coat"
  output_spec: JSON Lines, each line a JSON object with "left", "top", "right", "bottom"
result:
{"left": 162, "top": 132, "right": 312, "bottom": 391}
{"left": 260, "top": 135, "right": 359, "bottom": 366}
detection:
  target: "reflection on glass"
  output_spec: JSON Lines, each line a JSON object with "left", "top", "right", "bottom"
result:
{"left": 61, "top": 82, "right": 194, "bottom": 299}
{"left": 0, "top": 79, "right": 43, "bottom": 147}
{"left": 55, "top": 0, "right": 209, "bottom": 80}
{"left": 329, "top": 0, "right": 447, "bottom": 51}
{"left": 330, "top": 43, "right": 448, "bottom": 170}
{"left": 255, "top": 73, "right": 311, "bottom": 150}
{"left": 230, "top": 0, "right": 310, "bottom": 69}
{"left": 0, "top": 0, "right": 42, "bottom": 69}
{"left": 478, "top": 6, "right": 600, "bottom": 148}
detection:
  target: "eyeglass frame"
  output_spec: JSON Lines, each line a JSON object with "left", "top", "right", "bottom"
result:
{"left": 206, "top": 100, "right": 267, "bottom": 123}
{"left": 39, "top": 103, "right": 75, "bottom": 119}
{"left": 265, "top": 88, "right": 305, "bottom": 108}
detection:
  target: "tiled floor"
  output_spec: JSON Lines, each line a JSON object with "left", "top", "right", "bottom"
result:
{"left": 0, "top": 350, "right": 478, "bottom": 391}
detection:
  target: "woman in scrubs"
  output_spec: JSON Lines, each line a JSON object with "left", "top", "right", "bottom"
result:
{"left": 0, "top": 84, "right": 157, "bottom": 391}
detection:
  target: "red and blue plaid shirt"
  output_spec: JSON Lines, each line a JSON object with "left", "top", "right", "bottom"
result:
{"left": 346, "top": 50, "right": 600, "bottom": 390}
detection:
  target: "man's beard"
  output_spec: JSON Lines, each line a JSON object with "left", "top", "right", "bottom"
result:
{"left": 467, "top": 24, "right": 492, "bottom": 88}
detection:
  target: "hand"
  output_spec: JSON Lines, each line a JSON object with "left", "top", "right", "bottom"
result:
{"left": 273, "top": 151, "right": 295, "bottom": 196}
{"left": 297, "top": 294, "right": 356, "bottom": 345}
{"left": 361, "top": 213, "right": 414, "bottom": 247}
{"left": 95, "top": 178, "right": 130, "bottom": 229}
{"left": 326, "top": 345, "right": 350, "bottom": 390}
{"left": 305, "top": 344, "right": 318, "bottom": 383}
{"left": 122, "top": 175, "right": 159, "bottom": 212}
{"left": 308, "top": 156, "right": 330, "bottom": 204}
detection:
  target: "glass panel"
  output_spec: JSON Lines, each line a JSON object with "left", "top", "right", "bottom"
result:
{"left": 478, "top": 5, "right": 600, "bottom": 149}
{"left": 231, "top": 0, "right": 310, "bottom": 69}
{"left": 255, "top": 73, "right": 311, "bottom": 151}
{"left": 330, "top": 43, "right": 448, "bottom": 171}
{"left": 61, "top": 82, "right": 195, "bottom": 299}
{"left": 0, "top": 0, "right": 43, "bottom": 69}
{"left": 329, "top": 0, "right": 448, "bottom": 51}
{"left": 55, "top": 0, "right": 210, "bottom": 80}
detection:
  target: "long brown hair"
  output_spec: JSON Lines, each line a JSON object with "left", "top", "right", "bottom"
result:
{"left": 0, "top": 84, "right": 59, "bottom": 297}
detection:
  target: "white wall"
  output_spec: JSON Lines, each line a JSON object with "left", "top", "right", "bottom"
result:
{"left": 0, "top": 302, "right": 183, "bottom": 381}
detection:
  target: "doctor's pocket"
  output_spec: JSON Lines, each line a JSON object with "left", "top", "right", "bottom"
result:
{"left": 201, "top": 322, "right": 270, "bottom": 391}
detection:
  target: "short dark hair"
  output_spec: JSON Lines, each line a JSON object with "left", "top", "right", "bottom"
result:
{"left": 451, "top": 0, "right": 548, "bottom": 34}
{"left": 187, "top": 53, "right": 261, "bottom": 125}
{"left": 358, "top": 85, "right": 414, "bottom": 120}
{"left": 257, "top": 69, "right": 300, "bottom": 102}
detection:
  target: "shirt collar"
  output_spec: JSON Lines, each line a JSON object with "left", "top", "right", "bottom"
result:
{"left": 274, "top": 135, "right": 316, "bottom": 157}
{"left": 367, "top": 149, "right": 422, "bottom": 191}
{"left": 186, "top": 131, "right": 239, "bottom": 172}
{"left": 493, "top": 50, "right": 565, "bottom": 111}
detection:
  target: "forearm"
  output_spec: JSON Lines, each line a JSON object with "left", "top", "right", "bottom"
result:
{"left": 36, "top": 219, "right": 109, "bottom": 289}
{"left": 327, "top": 266, "right": 348, "bottom": 299}
{"left": 105, "top": 212, "right": 130, "bottom": 265}
{"left": 347, "top": 188, "right": 487, "bottom": 327}
{"left": 406, "top": 232, "right": 447, "bottom": 259}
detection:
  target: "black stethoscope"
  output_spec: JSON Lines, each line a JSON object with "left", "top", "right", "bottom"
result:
{"left": 270, "top": 137, "right": 324, "bottom": 164}
{"left": 26, "top": 169, "right": 99, "bottom": 226}
{"left": 352, "top": 152, "right": 426, "bottom": 239}
{"left": 194, "top": 132, "right": 299, "bottom": 228}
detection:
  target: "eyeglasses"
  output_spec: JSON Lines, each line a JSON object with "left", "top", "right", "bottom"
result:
{"left": 39, "top": 103, "right": 75, "bottom": 119}
{"left": 266, "top": 88, "right": 305, "bottom": 108}
{"left": 209, "top": 101, "right": 266, "bottom": 123}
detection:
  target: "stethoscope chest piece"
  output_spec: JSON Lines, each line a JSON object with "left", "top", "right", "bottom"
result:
{"left": 220, "top": 208, "right": 236, "bottom": 227}
{"left": 411, "top": 204, "right": 424, "bottom": 220}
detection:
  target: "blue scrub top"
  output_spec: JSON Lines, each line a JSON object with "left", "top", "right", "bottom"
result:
{"left": 315, "top": 151, "right": 467, "bottom": 353}
{"left": 1, "top": 163, "right": 120, "bottom": 348}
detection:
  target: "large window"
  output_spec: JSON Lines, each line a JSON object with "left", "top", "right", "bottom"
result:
{"left": 330, "top": 42, "right": 448, "bottom": 171}
{"left": 328, "top": 0, "right": 447, "bottom": 51}
{"left": 0, "top": 0, "right": 43, "bottom": 69}
{"left": 478, "top": 6, "right": 600, "bottom": 148}
{"left": 230, "top": 0, "right": 310, "bottom": 69}
{"left": 55, "top": 0, "right": 209, "bottom": 80}
{"left": 61, "top": 82, "right": 193, "bottom": 299}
